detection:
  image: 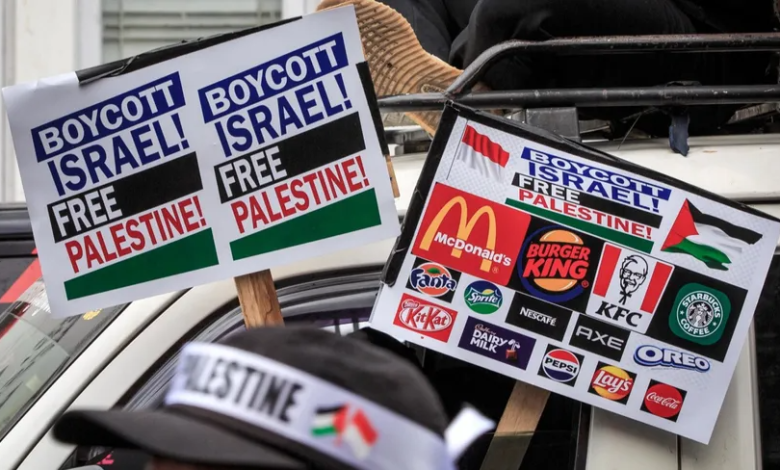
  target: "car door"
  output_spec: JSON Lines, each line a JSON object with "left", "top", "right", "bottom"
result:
{"left": 25, "top": 267, "right": 589, "bottom": 470}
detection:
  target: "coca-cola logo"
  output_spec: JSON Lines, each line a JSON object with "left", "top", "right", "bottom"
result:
{"left": 393, "top": 294, "right": 458, "bottom": 342}
{"left": 642, "top": 381, "right": 686, "bottom": 421}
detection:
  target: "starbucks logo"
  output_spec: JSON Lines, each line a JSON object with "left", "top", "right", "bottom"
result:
{"left": 669, "top": 283, "right": 731, "bottom": 346}
{"left": 679, "top": 291, "right": 722, "bottom": 335}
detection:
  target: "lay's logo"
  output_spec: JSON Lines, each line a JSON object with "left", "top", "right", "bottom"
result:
{"left": 413, "top": 183, "right": 530, "bottom": 285}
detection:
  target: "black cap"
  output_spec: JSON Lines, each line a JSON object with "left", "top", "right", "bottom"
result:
{"left": 54, "top": 326, "right": 449, "bottom": 469}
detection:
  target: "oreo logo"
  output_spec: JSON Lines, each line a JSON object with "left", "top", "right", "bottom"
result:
{"left": 537, "top": 345, "right": 583, "bottom": 386}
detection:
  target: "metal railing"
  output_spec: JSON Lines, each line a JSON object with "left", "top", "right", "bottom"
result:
{"left": 377, "top": 33, "right": 780, "bottom": 112}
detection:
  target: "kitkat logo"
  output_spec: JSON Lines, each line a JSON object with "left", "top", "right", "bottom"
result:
{"left": 393, "top": 294, "right": 457, "bottom": 342}
{"left": 412, "top": 183, "right": 530, "bottom": 285}
{"left": 641, "top": 380, "right": 686, "bottom": 421}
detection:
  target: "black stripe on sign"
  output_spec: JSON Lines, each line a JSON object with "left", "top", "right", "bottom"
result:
{"left": 47, "top": 153, "right": 202, "bottom": 242}
{"left": 512, "top": 173, "right": 663, "bottom": 228}
{"left": 215, "top": 112, "right": 365, "bottom": 203}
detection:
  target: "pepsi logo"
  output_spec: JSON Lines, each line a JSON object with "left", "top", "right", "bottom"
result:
{"left": 537, "top": 345, "right": 583, "bottom": 387}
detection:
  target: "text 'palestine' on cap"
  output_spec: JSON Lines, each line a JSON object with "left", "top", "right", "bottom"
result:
{"left": 53, "top": 326, "right": 493, "bottom": 470}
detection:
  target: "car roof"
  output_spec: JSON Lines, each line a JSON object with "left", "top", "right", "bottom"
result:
{"left": 0, "top": 205, "right": 32, "bottom": 241}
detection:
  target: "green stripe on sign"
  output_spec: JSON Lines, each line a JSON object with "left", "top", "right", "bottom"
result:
{"left": 231, "top": 189, "right": 382, "bottom": 261}
{"left": 505, "top": 198, "right": 654, "bottom": 253}
{"left": 64, "top": 229, "right": 219, "bottom": 300}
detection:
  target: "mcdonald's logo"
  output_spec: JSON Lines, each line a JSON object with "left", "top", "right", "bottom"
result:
{"left": 412, "top": 183, "right": 530, "bottom": 285}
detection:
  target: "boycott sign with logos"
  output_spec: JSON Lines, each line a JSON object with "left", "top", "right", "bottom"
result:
{"left": 2, "top": 7, "right": 399, "bottom": 317}
{"left": 369, "top": 102, "right": 780, "bottom": 443}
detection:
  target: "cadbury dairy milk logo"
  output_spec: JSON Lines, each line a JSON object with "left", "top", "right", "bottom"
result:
{"left": 458, "top": 317, "right": 536, "bottom": 370}
{"left": 470, "top": 323, "right": 514, "bottom": 353}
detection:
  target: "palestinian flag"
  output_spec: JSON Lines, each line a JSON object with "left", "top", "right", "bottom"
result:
{"left": 662, "top": 200, "right": 762, "bottom": 271}
{"left": 341, "top": 409, "right": 378, "bottom": 460}
{"left": 456, "top": 125, "right": 510, "bottom": 182}
{"left": 311, "top": 405, "right": 348, "bottom": 436}
{"left": 311, "top": 406, "right": 378, "bottom": 460}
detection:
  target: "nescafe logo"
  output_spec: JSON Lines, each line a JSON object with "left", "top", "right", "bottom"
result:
{"left": 540, "top": 349, "right": 581, "bottom": 384}
{"left": 642, "top": 381, "right": 685, "bottom": 421}
{"left": 520, "top": 227, "right": 591, "bottom": 303}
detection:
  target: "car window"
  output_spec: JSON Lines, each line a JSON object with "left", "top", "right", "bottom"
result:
{"left": 754, "top": 252, "right": 780, "bottom": 469}
{"left": 0, "top": 256, "right": 38, "bottom": 310}
{"left": 0, "top": 279, "right": 127, "bottom": 442}
{"left": 63, "top": 270, "right": 585, "bottom": 470}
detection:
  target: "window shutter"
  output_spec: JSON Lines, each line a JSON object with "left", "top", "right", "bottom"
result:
{"left": 102, "top": 0, "right": 282, "bottom": 62}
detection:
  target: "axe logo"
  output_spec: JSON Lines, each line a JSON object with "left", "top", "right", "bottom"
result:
{"left": 569, "top": 314, "right": 630, "bottom": 361}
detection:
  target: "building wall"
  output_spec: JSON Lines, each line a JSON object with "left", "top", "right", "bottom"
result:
{"left": 0, "top": 0, "right": 311, "bottom": 203}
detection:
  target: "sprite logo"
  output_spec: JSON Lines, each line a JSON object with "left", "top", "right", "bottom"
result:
{"left": 464, "top": 280, "right": 503, "bottom": 314}
{"left": 669, "top": 283, "right": 731, "bottom": 346}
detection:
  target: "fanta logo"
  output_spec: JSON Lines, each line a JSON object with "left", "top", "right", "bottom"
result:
{"left": 409, "top": 263, "right": 458, "bottom": 297}
{"left": 393, "top": 294, "right": 458, "bottom": 342}
{"left": 519, "top": 226, "right": 594, "bottom": 303}
{"left": 412, "top": 184, "right": 530, "bottom": 286}
{"left": 589, "top": 364, "right": 635, "bottom": 403}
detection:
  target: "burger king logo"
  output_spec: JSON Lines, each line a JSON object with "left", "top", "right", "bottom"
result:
{"left": 589, "top": 362, "right": 636, "bottom": 404}
{"left": 641, "top": 380, "right": 686, "bottom": 421}
{"left": 518, "top": 226, "right": 598, "bottom": 308}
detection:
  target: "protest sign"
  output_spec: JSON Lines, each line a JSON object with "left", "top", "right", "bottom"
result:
{"left": 370, "top": 102, "right": 780, "bottom": 444}
{"left": 2, "top": 7, "right": 399, "bottom": 317}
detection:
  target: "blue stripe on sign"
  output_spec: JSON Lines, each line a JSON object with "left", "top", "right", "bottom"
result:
{"left": 197, "top": 33, "right": 349, "bottom": 123}
{"left": 31, "top": 72, "right": 185, "bottom": 163}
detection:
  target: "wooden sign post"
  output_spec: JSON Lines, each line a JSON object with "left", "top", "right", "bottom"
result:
{"left": 235, "top": 154, "right": 398, "bottom": 327}
{"left": 236, "top": 270, "right": 284, "bottom": 327}
{"left": 480, "top": 383, "right": 550, "bottom": 470}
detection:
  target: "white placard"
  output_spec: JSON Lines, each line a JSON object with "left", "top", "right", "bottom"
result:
{"left": 2, "top": 7, "right": 399, "bottom": 317}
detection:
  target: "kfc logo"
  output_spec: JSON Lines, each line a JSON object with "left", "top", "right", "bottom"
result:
{"left": 393, "top": 294, "right": 457, "bottom": 342}
{"left": 618, "top": 255, "right": 648, "bottom": 304}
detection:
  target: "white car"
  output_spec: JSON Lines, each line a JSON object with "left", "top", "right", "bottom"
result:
{"left": 0, "top": 131, "right": 777, "bottom": 470}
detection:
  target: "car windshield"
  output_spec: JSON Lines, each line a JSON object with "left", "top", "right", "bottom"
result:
{"left": 0, "top": 279, "right": 126, "bottom": 441}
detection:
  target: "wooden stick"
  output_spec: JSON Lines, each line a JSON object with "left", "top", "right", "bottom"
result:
{"left": 386, "top": 155, "right": 400, "bottom": 198}
{"left": 479, "top": 382, "right": 550, "bottom": 470}
{"left": 235, "top": 269, "right": 284, "bottom": 328}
